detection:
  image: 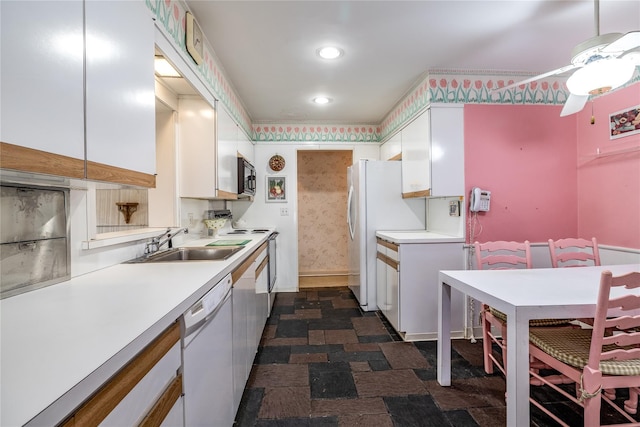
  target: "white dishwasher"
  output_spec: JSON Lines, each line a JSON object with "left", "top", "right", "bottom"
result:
{"left": 182, "top": 273, "right": 234, "bottom": 427}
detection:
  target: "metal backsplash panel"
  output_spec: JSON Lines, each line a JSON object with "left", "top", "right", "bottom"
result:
{"left": 1, "top": 185, "right": 67, "bottom": 242}
{"left": 1, "top": 184, "right": 70, "bottom": 299}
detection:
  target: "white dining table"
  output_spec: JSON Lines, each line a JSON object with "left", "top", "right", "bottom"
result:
{"left": 437, "top": 263, "right": 640, "bottom": 426}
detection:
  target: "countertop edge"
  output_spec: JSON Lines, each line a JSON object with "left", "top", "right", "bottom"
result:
{"left": 376, "top": 230, "right": 465, "bottom": 244}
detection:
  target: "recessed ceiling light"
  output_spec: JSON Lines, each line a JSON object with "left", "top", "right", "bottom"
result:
{"left": 313, "top": 96, "right": 332, "bottom": 105}
{"left": 154, "top": 56, "right": 181, "bottom": 77}
{"left": 317, "top": 46, "right": 343, "bottom": 60}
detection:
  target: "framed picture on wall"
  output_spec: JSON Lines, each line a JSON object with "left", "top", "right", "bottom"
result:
{"left": 266, "top": 176, "right": 287, "bottom": 202}
{"left": 609, "top": 105, "right": 640, "bottom": 140}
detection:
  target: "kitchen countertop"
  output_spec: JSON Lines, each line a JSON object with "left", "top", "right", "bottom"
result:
{"left": 0, "top": 234, "right": 269, "bottom": 427}
{"left": 376, "top": 230, "right": 464, "bottom": 244}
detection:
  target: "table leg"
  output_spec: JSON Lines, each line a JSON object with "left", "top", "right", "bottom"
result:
{"left": 437, "top": 280, "right": 452, "bottom": 386}
{"left": 506, "top": 309, "right": 531, "bottom": 426}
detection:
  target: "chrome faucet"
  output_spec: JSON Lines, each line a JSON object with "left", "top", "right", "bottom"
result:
{"left": 145, "top": 227, "right": 189, "bottom": 254}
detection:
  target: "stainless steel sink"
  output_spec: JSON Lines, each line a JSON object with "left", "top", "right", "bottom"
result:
{"left": 126, "top": 246, "right": 243, "bottom": 263}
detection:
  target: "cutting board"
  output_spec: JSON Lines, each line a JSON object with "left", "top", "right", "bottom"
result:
{"left": 207, "top": 240, "right": 251, "bottom": 246}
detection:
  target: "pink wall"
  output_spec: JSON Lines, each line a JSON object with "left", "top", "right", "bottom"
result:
{"left": 464, "top": 83, "right": 640, "bottom": 249}
{"left": 464, "top": 104, "right": 578, "bottom": 243}
{"left": 575, "top": 82, "right": 640, "bottom": 248}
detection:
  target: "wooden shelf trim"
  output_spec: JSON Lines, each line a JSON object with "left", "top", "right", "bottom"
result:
{"left": 402, "top": 189, "right": 431, "bottom": 199}
{"left": 232, "top": 242, "right": 267, "bottom": 283}
{"left": 256, "top": 254, "right": 269, "bottom": 278}
{"left": 86, "top": 161, "right": 156, "bottom": 188}
{"left": 0, "top": 142, "right": 156, "bottom": 188}
{"left": 61, "top": 322, "right": 180, "bottom": 427}
{"left": 216, "top": 189, "right": 238, "bottom": 200}
{"left": 377, "top": 251, "right": 399, "bottom": 270}
{"left": 0, "top": 142, "right": 85, "bottom": 179}
{"left": 376, "top": 237, "right": 399, "bottom": 252}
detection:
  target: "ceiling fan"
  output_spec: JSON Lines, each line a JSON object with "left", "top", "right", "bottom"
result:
{"left": 497, "top": 0, "right": 640, "bottom": 117}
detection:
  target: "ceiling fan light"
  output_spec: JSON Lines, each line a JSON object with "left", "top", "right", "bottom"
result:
{"left": 566, "top": 58, "right": 636, "bottom": 95}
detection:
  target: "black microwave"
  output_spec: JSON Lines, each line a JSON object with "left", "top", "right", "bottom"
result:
{"left": 237, "top": 158, "right": 256, "bottom": 196}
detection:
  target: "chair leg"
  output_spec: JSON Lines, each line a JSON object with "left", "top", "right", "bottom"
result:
{"left": 624, "top": 387, "right": 639, "bottom": 415}
{"left": 583, "top": 395, "right": 602, "bottom": 427}
{"left": 500, "top": 323, "right": 507, "bottom": 372}
{"left": 603, "top": 388, "right": 616, "bottom": 400}
{"left": 482, "top": 313, "right": 494, "bottom": 374}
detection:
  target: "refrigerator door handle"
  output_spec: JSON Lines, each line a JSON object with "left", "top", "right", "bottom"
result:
{"left": 347, "top": 185, "right": 355, "bottom": 240}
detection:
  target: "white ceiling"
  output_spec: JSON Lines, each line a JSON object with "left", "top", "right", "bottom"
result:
{"left": 182, "top": 0, "right": 639, "bottom": 125}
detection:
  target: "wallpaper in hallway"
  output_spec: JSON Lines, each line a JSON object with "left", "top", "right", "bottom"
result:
{"left": 297, "top": 151, "right": 353, "bottom": 277}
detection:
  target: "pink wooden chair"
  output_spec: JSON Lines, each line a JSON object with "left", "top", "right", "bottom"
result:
{"left": 476, "top": 240, "right": 573, "bottom": 377}
{"left": 549, "top": 237, "right": 601, "bottom": 268}
{"left": 547, "top": 237, "right": 628, "bottom": 401}
{"left": 475, "top": 240, "right": 532, "bottom": 375}
{"left": 529, "top": 270, "right": 640, "bottom": 427}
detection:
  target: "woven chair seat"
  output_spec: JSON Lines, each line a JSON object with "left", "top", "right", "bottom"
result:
{"left": 488, "top": 307, "right": 572, "bottom": 327}
{"left": 529, "top": 327, "right": 640, "bottom": 376}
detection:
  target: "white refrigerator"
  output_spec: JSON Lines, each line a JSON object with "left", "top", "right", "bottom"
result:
{"left": 347, "top": 160, "right": 426, "bottom": 311}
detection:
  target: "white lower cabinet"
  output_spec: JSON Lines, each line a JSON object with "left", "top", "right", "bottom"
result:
{"left": 101, "top": 342, "right": 182, "bottom": 427}
{"left": 231, "top": 246, "right": 260, "bottom": 412}
{"left": 229, "top": 242, "right": 271, "bottom": 415}
{"left": 376, "top": 239, "right": 400, "bottom": 332}
{"left": 62, "top": 323, "right": 182, "bottom": 427}
{"left": 254, "top": 244, "right": 270, "bottom": 346}
{"left": 377, "top": 239, "right": 466, "bottom": 341}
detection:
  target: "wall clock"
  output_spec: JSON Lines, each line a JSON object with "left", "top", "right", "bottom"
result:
{"left": 185, "top": 12, "right": 203, "bottom": 65}
{"left": 269, "top": 155, "right": 285, "bottom": 171}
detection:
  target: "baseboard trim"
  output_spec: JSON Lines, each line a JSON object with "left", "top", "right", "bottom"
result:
{"left": 299, "top": 275, "right": 348, "bottom": 288}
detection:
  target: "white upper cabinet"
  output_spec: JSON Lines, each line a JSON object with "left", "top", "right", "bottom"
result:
{"left": 380, "top": 131, "right": 402, "bottom": 161}
{"left": 179, "top": 97, "right": 217, "bottom": 199}
{"left": 430, "top": 105, "right": 465, "bottom": 197}
{"left": 217, "top": 108, "right": 239, "bottom": 198}
{"left": 0, "top": 1, "right": 85, "bottom": 160}
{"left": 237, "top": 128, "right": 254, "bottom": 164}
{"left": 401, "top": 110, "right": 431, "bottom": 198}
{"left": 85, "top": 0, "right": 156, "bottom": 177}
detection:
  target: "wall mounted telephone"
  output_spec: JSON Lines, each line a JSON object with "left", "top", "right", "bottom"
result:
{"left": 470, "top": 187, "right": 491, "bottom": 212}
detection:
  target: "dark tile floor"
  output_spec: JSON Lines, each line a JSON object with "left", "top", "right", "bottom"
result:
{"left": 233, "top": 287, "right": 638, "bottom": 427}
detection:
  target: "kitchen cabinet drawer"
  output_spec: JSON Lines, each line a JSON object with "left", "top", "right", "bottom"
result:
{"left": 61, "top": 322, "right": 181, "bottom": 427}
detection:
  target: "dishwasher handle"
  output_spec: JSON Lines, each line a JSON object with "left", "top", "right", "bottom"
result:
{"left": 183, "top": 273, "right": 232, "bottom": 338}
{"left": 184, "top": 288, "right": 231, "bottom": 338}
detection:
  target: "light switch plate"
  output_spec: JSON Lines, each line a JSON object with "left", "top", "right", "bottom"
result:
{"left": 449, "top": 201, "right": 460, "bottom": 217}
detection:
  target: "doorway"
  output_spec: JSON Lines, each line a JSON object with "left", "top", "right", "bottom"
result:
{"left": 297, "top": 150, "right": 353, "bottom": 288}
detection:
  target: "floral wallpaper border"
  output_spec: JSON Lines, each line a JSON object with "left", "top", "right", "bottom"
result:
{"left": 147, "top": 0, "right": 639, "bottom": 144}
{"left": 147, "top": 0, "right": 253, "bottom": 136}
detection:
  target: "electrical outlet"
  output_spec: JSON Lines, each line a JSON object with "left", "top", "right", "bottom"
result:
{"left": 188, "top": 213, "right": 195, "bottom": 226}
{"left": 280, "top": 208, "right": 289, "bottom": 216}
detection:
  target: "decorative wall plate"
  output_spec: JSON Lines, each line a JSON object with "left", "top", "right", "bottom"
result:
{"left": 269, "top": 154, "right": 285, "bottom": 171}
